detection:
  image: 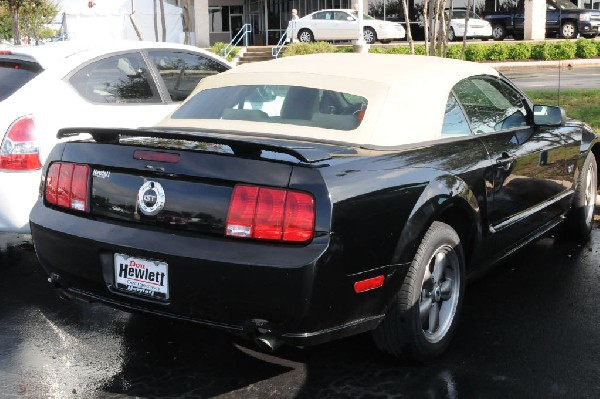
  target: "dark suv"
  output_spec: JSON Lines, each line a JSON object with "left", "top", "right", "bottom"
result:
{"left": 484, "top": 0, "right": 600, "bottom": 40}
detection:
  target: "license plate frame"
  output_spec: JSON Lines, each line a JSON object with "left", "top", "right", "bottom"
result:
{"left": 113, "top": 253, "right": 169, "bottom": 300}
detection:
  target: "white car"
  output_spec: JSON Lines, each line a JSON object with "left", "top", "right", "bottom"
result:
{"left": 287, "top": 9, "right": 406, "bottom": 44}
{"left": 0, "top": 40, "right": 230, "bottom": 233}
{"left": 446, "top": 9, "right": 492, "bottom": 41}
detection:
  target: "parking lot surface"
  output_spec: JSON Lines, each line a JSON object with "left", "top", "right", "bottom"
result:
{"left": 1, "top": 228, "right": 600, "bottom": 398}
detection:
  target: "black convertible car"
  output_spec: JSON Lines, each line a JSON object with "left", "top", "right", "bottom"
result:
{"left": 30, "top": 54, "right": 599, "bottom": 361}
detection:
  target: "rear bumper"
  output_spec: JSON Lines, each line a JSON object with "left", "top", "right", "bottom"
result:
{"left": 466, "top": 26, "right": 492, "bottom": 38}
{"left": 0, "top": 170, "right": 40, "bottom": 233}
{"left": 30, "top": 202, "right": 402, "bottom": 346}
{"left": 377, "top": 25, "right": 406, "bottom": 40}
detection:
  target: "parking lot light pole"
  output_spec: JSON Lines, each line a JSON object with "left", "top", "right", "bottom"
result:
{"left": 353, "top": 1, "right": 369, "bottom": 53}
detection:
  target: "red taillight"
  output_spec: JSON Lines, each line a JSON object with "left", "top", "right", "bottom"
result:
{"left": 254, "top": 188, "right": 286, "bottom": 240}
{"left": 44, "top": 162, "right": 90, "bottom": 212}
{"left": 133, "top": 150, "right": 180, "bottom": 163}
{"left": 283, "top": 191, "right": 316, "bottom": 242}
{"left": 226, "top": 185, "right": 259, "bottom": 238}
{"left": 0, "top": 116, "right": 42, "bottom": 170}
{"left": 226, "top": 184, "right": 315, "bottom": 243}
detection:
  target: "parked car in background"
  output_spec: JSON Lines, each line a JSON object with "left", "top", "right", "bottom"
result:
{"left": 484, "top": 0, "right": 600, "bottom": 40}
{"left": 287, "top": 9, "right": 406, "bottom": 43}
{"left": 446, "top": 9, "right": 492, "bottom": 41}
{"left": 30, "top": 53, "right": 599, "bottom": 361}
{"left": 0, "top": 41, "right": 230, "bottom": 233}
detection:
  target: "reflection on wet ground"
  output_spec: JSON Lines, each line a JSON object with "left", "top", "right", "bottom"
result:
{"left": 1, "top": 230, "right": 600, "bottom": 398}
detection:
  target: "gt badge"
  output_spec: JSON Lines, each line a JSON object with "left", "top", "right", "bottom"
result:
{"left": 137, "top": 181, "right": 165, "bottom": 216}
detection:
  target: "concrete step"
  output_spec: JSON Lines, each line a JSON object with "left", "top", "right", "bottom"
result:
{"left": 245, "top": 46, "right": 276, "bottom": 51}
{"left": 236, "top": 46, "right": 282, "bottom": 64}
{"left": 240, "top": 54, "right": 273, "bottom": 60}
{"left": 242, "top": 51, "right": 274, "bottom": 57}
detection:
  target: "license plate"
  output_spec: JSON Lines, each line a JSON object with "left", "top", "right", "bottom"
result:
{"left": 114, "top": 253, "right": 169, "bottom": 300}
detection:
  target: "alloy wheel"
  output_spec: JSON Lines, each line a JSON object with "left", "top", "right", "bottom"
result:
{"left": 584, "top": 163, "right": 596, "bottom": 225}
{"left": 419, "top": 245, "right": 461, "bottom": 343}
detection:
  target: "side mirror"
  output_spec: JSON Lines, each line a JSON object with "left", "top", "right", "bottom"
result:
{"left": 347, "top": 16, "right": 354, "bottom": 21}
{"left": 533, "top": 105, "right": 566, "bottom": 126}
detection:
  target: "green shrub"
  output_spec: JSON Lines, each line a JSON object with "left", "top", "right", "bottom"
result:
{"left": 531, "top": 42, "right": 556, "bottom": 60}
{"left": 553, "top": 40, "right": 577, "bottom": 60}
{"left": 369, "top": 45, "right": 411, "bottom": 54}
{"left": 486, "top": 43, "right": 510, "bottom": 61}
{"left": 279, "top": 39, "right": 595, "bottom": 61}
{"left": 209, "top": 42, "right": 239, "bottom": 61}
{"left": 509, "top": 42, "right": 532, "bottom": 60}
{"left": 368, "top": 46, "right": 389, "bottom": 54}
{"left": 576, "top": 38, "right": 598, "bottom": 58}
{"left": 282, "top": 41, "right": 337, "bottom": 57}
{"left": 335, "top": 46, "right": 354, "bottom": 53}
{"left": 463, "top": 44, "right": 488, "bottom": 62}
{"left": 445, "top": 45, "right": 462, "bottom": 59}
{"left": 414, "top": 44, "right": 427, "bottom": 55}
{"left": 390, "top": 45, "right": 411, "bottom": 54}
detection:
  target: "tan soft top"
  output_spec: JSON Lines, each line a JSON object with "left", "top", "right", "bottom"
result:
{"left": 158, "top": 53, "right": 499, "bottom": 146}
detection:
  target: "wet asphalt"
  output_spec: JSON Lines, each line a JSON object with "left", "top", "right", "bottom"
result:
{"left": 1, "top": 228, "right": 600, "bottom": 398}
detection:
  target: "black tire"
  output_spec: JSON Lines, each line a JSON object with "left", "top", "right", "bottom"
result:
{"left": 561, "top": 21, "right": 578, "bottom": 39}
{"left": 298, "top": 29, "right": 314, "bottom": 43}
{"left": 380, "top": 39, "right": 392, "bottom": 44}
{"left": 492, "top": 24, "right": 506, "bottom": 41}
{"left": 447, "top": 27, "right": 456, "bottom": 42}
{"left": 363, "top": 27, "right": 377, "bottom": 44}
{"left": 559, "top": 152, "right": 597, "bottom": 240}
{"left": 372, "top": 221, "right": 465, "bottom": 362}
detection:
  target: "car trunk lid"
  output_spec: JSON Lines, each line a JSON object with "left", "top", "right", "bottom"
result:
{"left": 52, "top": 127, "right": 347, "bottom": 239}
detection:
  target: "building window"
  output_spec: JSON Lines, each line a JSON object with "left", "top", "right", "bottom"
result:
{"left": 209, "top": 6, "right": 230, "bottom": 32}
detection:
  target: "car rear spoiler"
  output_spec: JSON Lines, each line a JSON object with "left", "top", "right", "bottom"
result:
{"left": 57, "top": 127, "right": 333, "bottom": 164}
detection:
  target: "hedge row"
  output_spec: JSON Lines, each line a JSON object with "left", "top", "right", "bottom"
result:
{"left": 281, "top": 41, "right": 339, "bottom": 56}
{"left": 281, "top": 39, "right": 600, "bottom": 62}
{"left": 208, "top": 42, "right": 240, "bottom": 61}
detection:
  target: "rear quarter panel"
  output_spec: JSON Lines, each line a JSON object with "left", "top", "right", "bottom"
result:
{"left": 319, "top": 136, "right": 491, "bottom": 277}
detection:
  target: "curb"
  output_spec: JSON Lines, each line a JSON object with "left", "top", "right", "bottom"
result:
{"left": 488, "top": 58, "right": 600, "bottom": 70}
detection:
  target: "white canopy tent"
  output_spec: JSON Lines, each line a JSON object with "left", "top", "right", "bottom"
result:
{"left": 60, "top": 0, "right": 185, "bottom": 43}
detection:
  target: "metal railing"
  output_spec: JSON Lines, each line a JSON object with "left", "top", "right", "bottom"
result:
{"left": 221, "top": 24, "right": 252, "bottom": 59}
{"left": 272, "top": 31, "right": 288, "bottom": 58}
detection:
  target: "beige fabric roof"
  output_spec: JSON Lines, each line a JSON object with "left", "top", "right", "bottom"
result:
{"left": 158, "top": 53, "right": 499, "bottom": 146}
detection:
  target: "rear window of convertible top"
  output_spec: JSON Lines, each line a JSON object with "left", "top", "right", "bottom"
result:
{"left": 171, "top": 85, "right": 368, "bottom": 131}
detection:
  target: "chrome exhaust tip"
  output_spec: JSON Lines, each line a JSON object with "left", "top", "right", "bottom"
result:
{"left": 254, "top": 334, "right": 282, "bottom": 352}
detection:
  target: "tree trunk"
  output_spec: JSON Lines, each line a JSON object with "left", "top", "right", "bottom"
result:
{"left": 182, "top": 0, "right": 192, "bottom": 44}
{"left": 423, "top": 1, "right": 429, "bottom": 56}
{"left": 461, "top": 0, "right": 471, "bottom": 59}
{"left": 10, "top": 4, "right": 19, "bottom": 44}
{"left": 444, "top": 0, "right": 454, "bottom": 58}
{"left": 436, "top": 0, "right": 447, "bottom": 57}
{"left": 129, "top": 0, "right": 143, "bottom": 40}
{"left": 401, "top": 0, "right": 414, "bottom": 54}
{"left": 153, "top": 0, "right": 158, "bottom": 41}
{"left": 429, "top": 0, "right": 439, "bottom": 56}
{"left": 159, "top": 0, "right": 166, "bottom": 42}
